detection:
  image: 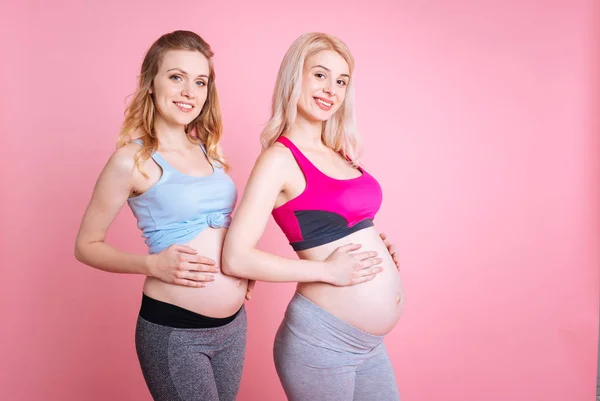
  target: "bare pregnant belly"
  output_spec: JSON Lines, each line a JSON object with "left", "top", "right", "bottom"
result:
{"left": 296, "top": 226, "right": 404, "bottom": 335}
{"left": 143, "top": 228, "right": 248, "bottom": 318}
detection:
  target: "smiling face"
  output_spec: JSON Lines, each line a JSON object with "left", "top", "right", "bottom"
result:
{"left": 296, "top": 50, "right": 350, "bottom": 123}
{"left": 151, "top": 49, "right": 210, "bottom": 127}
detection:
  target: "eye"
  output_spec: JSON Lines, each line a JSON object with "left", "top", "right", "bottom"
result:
{"left": 169, "top": 75, "right": 182, "bottom": 82}
{"left": 196, "top": 81, "right": 206, "bottom": 87}
{"left": 337, "top": 79, "right": 347, "bottom": 86}
{"left": 315, "top": 73, "right": 326, "bottom": 79}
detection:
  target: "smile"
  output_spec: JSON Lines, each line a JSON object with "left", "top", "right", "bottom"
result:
{"left": 314, "top": 97, "right": 333, "bottom": 110}
{"left": 174, "top": 101, "right": 194, "bottom": 112}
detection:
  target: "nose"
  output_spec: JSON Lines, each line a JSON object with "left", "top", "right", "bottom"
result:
{"left": 181, "top": 81, "right": 196, "bottom": 99}
{"left": 323, "top": 80, "right": 336, "bottom": 97}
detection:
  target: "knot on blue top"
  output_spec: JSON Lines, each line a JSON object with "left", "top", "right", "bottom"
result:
{"left": 207, "top": 212, "right": 226, "bottom": 228}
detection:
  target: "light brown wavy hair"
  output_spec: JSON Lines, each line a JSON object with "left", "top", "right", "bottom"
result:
{"left": 116, "top": 30, "right": 228, "bottom": 177}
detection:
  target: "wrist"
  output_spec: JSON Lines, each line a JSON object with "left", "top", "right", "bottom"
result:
{"left": 318, "top": 260, "right": 332, "bottom": 284}
{"left": 144, "top": 254, "right": 156, "bottom": 277}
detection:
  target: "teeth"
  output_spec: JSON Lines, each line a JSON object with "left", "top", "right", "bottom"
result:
{"left": 316, "top": 98, "right": 332, "bottom": 107}
{"left": 175, "top": 102, "right": 192, "bottom": 109}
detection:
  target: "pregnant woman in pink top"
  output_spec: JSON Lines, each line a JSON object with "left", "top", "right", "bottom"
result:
{"left": 223, "top": 32, "right": 404, "bottom": 400}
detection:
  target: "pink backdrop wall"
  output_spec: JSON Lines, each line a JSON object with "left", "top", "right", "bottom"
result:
{"left": 2, "top": 1, "right": 598, "bottom": 400}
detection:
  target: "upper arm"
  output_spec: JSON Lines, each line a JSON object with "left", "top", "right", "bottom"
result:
{"left": 225, "top": 146, "right": 291, "bottom": 253}
{"left": 75, "top": 145, "right": 138, "bottom": 248}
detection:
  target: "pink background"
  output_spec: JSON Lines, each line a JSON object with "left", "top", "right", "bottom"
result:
{"left": 2, "top": 1, "right": 599, "bottom": 400}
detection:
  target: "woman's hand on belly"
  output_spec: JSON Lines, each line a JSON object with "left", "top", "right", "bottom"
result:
{"left": 379, "top": 232, "right": 400, "bottom": 271}
{"left": 245, "top": 280, "right": 256, "bottom": 300}
{"left": 323, "top": 243, "right": 384, "bottom": 286}
{"left": 147, "top": 244, "right": 220, "bottom": 288}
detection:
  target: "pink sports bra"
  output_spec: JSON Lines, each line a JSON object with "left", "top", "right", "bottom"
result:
{"left": 272, "top": 136, "right": 383, "bottom": 251}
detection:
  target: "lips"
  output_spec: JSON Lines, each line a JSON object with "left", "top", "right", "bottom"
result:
{"left": 314, "top": 97, "right": 333, "bottom": 111}
{"left": 173, "top": 101, "right": 195, "bottom": 112}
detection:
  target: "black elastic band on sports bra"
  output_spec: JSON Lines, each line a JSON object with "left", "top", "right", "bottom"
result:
{"left": 139, "top": 293, "right": 241, "bottom": 329}
{"left": 290, "top": 213, "right": 374, "bottom": 251}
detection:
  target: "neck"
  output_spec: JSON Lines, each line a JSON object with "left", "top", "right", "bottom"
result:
{"left": 153, "top": 115, "right": 190, "bottom": 150}
{"left": 287, "top": 111, "right": 325, "bottom": 149}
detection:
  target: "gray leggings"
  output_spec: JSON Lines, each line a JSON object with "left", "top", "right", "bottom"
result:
{"left": 274, "top": 293, "right": 400, "bottom": 401}
{"left": 135, "top": 306, "right": 247, "bottom": 401}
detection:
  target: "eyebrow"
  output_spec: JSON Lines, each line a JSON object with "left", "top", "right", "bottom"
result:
{"left": 167, "top": 68, "right": 208, "bottom": 79}
{"left": 311, "top": 64, "right": 350, "bottom": 78}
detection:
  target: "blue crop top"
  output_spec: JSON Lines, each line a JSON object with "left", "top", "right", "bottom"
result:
{"left": 127, "top": 140, "right": 237, "bottom": 254}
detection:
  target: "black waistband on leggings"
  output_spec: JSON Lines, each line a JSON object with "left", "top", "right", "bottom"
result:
{"left": 139, "top": 293, "right": 241, "bottom": 329}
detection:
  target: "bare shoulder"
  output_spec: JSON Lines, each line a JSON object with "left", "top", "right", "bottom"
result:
{"left": 241, "top": 143, "right": 296, "bottom": 188}
{"left": 256, "top": 142, "right": 295, "bottom": 168}
{"left": 106, "top": 142, "right": 141, "bottom": 175}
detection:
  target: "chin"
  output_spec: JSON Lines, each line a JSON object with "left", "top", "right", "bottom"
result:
{"left": 312, "top": 112, "right": 336, "bottom": 122}
{"left": 174, "top": 114, "right": 200, "bottom": 126}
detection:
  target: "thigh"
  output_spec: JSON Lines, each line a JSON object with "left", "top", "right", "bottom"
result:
{"left": 211, "top": 313, "right": 248, "bottom": 401}
{"left": 135, "top": 317, "right": 220, "bottom": 401}
{"left": 273, "top": 322, "right": 357, "bottom": 401}
{"left": 353, "top": 343, "right": 400, "bottom": 401}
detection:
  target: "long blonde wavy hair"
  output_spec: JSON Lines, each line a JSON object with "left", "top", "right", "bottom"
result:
{"left": 260, "top": 32, "right": 362, "bottom": 164}
{"left": 117, "top": 30, "right": 228, "bottom": 177}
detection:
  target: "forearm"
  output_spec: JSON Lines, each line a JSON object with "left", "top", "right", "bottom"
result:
{"left": 222, "top": 247, "right": 329, "bottom": 284}
{"left": 75, "top": 240, "right": 150, "bottom": 276}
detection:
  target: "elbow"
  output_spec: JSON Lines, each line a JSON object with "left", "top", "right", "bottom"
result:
{"left": 74, "top": 242, "right": 83, "bottom": 262}
{"left": 221, "top": 248, "right": 248, "bottom": 278}
{"left": 73, "top": 240, "right": 89, "bottom": 265}
{"left": 221, "top": 252, "right": 239, "bottom": 277}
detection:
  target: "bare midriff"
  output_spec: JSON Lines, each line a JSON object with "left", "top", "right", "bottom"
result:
{"left": 143, "top": 227, "right": 248, "bottom": 318}
{"left": 296, "top": 226, "right": 404, "bottom": 336}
